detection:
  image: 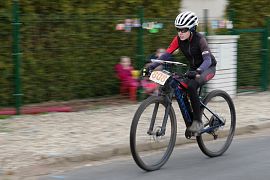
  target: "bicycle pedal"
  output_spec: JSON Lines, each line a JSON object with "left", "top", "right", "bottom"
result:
{"left": 185, "top": 129, "right": 196, "bottom": 139}
{"left": 188, "top": 136, "right": 196, "bottom": 140}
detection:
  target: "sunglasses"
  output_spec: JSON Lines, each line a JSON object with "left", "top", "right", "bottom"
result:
{"left": 176, "top": 28, "right": 189, "bottom": 33}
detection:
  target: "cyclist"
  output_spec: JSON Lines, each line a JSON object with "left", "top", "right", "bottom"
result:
{"left": 144, "top": 11, "right": 217, "bottom": 134}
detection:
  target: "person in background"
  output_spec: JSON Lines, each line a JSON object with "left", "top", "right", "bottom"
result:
{"left": 148, "top": 48, "right": 175, "bottom": 71}
{"left": 114, "top": 56, "right": 138, "bottom": 101}
{"left": 148, "top": 48, "right": 167, "bottom": 62}
{"left": 140, "top": 48, "right": 167, "bottom": 95}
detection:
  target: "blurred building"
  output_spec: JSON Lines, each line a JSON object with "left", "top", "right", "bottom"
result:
{"left": 181, "top": 0, "right": 228, "bottom": 19}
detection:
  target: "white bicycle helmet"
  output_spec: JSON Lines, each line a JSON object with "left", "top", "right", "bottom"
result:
{"left": 175, "top": 11, "right": 198, "bottom": 31}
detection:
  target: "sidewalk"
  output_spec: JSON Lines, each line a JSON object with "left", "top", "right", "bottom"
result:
{"left": 1, "top": 92, "right": 270, "bottom": 177}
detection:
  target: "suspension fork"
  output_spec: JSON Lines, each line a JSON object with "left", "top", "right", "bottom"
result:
{"left": 147, "top": 94, "right": 172, "bottom": 136}
{"left": 147, "top": 102, "right": 159, "bottom": 135}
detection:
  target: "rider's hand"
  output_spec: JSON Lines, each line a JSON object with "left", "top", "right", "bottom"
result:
{"left": 185, "top": 71, "right": 198, "bottom": 79}
{"left": 142, "top": 67, "right": 152, "bottom": 77}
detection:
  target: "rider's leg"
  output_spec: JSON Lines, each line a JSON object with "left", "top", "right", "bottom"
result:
{"left": 187, "top": 79, "right": 203, "bottom": 133}
{"left": 187, "top": 66, "right": 216, "bottom": 133}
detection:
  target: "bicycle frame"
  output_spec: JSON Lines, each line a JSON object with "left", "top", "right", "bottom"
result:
{"left": 167, "top": 85, "right": 225, "bottom": 135}
{"left": 147, "top": 78, "right": 190, "bottom": 136}
{"left": 172, "top": 80, "right": 193, "bottom": 127}
{"left": 147, "top": 69, "right": 225, "bottom": 137}
{"left": 200, "top": 102, "right": 225, "bottom": 134}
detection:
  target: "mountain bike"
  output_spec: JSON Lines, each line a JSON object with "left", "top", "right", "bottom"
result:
{"left": 130, "top": 59, "right": 236, "bottom": 171}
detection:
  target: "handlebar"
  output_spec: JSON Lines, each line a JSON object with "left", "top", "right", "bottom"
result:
{"left": 151, "top": 59, "right": 187, "bottom": 67}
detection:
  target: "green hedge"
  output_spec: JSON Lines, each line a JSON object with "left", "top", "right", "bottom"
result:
{"left": 226, "top": 0, "right": 270, "bottom": 91}
{"left": 1, "top": 1, "right": 269, "bottom": 107}
{"left": 226, "top": 0, "right": 270, "bottom": 29}
{"left": 0, "top": 1, "right": 180, "bottom": 106}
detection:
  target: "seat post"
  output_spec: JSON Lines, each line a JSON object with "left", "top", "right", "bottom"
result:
{"left": 198, "top": 85, "right": 204, "bottom": 96}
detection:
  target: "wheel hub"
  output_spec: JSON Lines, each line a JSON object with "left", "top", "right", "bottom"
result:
{"left": 152, "top": 126, "right": 164, "bottom": 141}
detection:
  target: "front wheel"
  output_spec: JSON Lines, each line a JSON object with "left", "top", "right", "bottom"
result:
{"left": 130, "top": 96, "right": 177, "bottom": 171}
{"left": 197, "top": 90, "right": 236, "bottom": 157}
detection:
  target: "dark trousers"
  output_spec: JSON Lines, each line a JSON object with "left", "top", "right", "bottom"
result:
{"left": 186, "top": 66, "right": 216, "bottom": 121}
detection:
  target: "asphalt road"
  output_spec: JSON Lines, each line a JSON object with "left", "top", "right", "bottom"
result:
{"left": 40, "top": 130, "right": 270, "bottom": 180}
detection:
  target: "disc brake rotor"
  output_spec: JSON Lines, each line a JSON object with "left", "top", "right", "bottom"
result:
{"left": 152, "top": 126, "right": 163, "bottom": 142}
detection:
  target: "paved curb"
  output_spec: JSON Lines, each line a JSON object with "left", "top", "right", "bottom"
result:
{"left": 10, "top": 121, "right": 270, "bottom": 177}
{"left": 0, "top": 106, "right": 73, "bottom": 115}
{"left": 41, "top": 121, "right": 270, "bottom": 167}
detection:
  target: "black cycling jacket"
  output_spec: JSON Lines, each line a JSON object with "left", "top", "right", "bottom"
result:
{"left": 157, "top": 32, "right": 217, "bottom": 71}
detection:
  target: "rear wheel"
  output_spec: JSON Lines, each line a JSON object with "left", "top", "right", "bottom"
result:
{"left": 197, "top": 90, "right": 236, "bottom": 157}
{"left": 130, "top": 96, "right": 177, "bottom": 171}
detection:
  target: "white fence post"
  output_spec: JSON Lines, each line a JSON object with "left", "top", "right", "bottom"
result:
{"left": 206, "top": 35, "right": 240, "bottom": 97}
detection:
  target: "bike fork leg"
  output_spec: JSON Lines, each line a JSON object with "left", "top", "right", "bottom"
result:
{"left": 159, "top": 103, "right": 171, "bottom": 136}
{"left": 147, "top": 102, "right": 159, "bottom": 135}
{"left": 147, "top": 98, "right": 172, "bottom": 136}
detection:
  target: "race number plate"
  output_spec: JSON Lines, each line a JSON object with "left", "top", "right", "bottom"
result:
{"left": 149, "top": 71, "right": 170, "bottom": 85}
